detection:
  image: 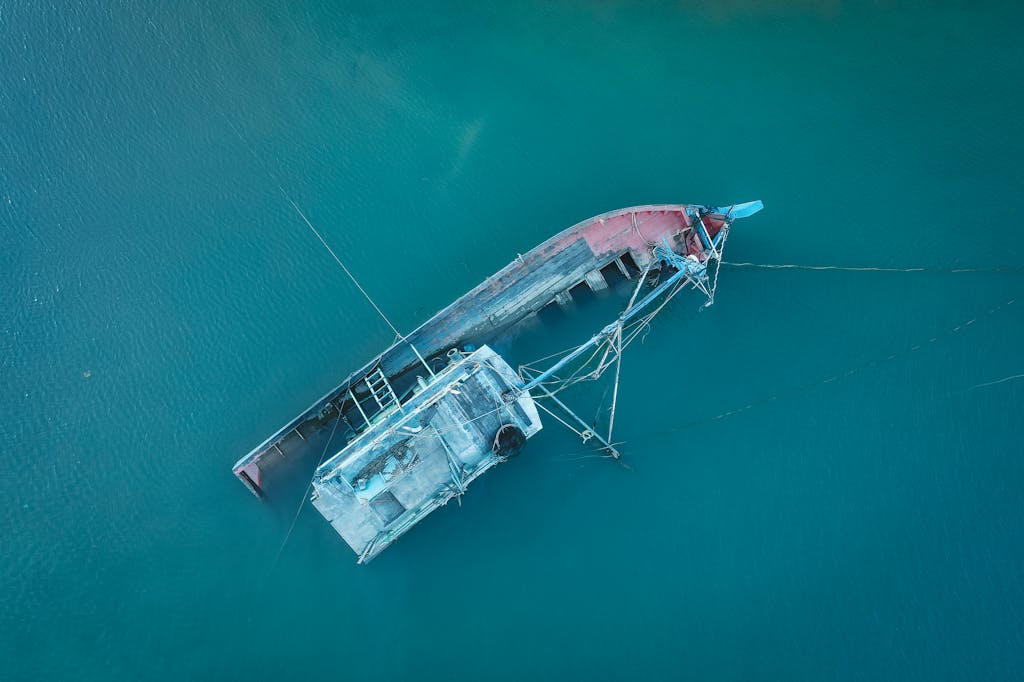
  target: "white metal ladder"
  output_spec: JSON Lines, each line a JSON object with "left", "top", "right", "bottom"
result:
{"left": 364, "top": 367, "right": 399, "bottom": 412}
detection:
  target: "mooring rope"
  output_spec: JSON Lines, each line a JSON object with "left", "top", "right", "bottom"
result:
{"left": 219, "top": 112, "right": 435, "bottom": 374}
{"left": 282, "top": 191, "right": 405, "bottom": 338}
{"left": 722, "top": 261, "right": 1024, "bottom": 274}
{"left": 267, "top": 414, "right": 342, "bottom": 576}
{"left": 969, "top": 373, "right": 1024, "bottom": 391}
{"left": 622, "top": 295, "right": 1018, "bottom": 445}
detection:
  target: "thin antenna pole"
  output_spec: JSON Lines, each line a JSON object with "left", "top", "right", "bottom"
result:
{"left": 281, "top": 190, "right": 435, "bottom": 377}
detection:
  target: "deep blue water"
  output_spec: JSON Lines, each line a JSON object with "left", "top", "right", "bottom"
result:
{"left": 2, "top": 2, "right": 1023, "bottom": 680}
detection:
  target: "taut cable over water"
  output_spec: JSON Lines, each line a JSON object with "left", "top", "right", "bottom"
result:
{"left": 722, "top": 261, "right": 1024, "bottom": 274}
{"left": 278, "top": 189, "right": 435, "bottom": 379}
{"left": 219, "top": 113, "right": 437, "bottom": 378}
{"left": 969, "top": 373, "right": 1024, "bottom": 391}
{"left": 611, "top": 290, "right": 1019, "bottom": 448}
{"left": 268, "top": 414, "right": 342, "bottom": 576}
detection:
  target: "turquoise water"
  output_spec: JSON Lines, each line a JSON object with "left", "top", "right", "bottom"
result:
{"left": 3, "top": 1, "right": 1023, "bottom": 679}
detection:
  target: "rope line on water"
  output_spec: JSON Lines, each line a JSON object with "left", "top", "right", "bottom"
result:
{"left": 969, "top": 373, "right": 1024, "bottom": 391}
{"left": 267, "top": 414, "right": 342, "bottom": 576}
{"left": 722, "top": 261, "right": 1024, "bottom": 274}
{"left": 618, "top": 295, "right": 1018, "bottom": 446}
{"left": 280, "top": 190, "right": 405, "bottom": 338}
{"left": 221, "top": 112, "right": 413, "bottom": 346}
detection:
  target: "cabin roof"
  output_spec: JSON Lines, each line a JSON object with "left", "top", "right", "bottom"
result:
{"left": 310, "top": 345, "right": 542, "bottom": 561}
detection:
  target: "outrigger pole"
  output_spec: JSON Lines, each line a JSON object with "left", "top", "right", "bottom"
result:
{"left": 519, "top": 200, "right": 764, "bottom": 456}
{"left": 519, "top": 242, "right": 708, "bottom": 457}
{"left": 531, "top": 383, "right": 621, "bottom": 458}
{"left": 521, "top": 243, "right": 708, "bottom": 394}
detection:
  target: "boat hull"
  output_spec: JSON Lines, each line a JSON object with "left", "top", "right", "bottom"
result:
{"left": 233, "top": 203, "right": 724, "bottom": 496}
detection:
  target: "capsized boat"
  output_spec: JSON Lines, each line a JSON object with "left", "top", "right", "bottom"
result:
{"left": 233, "top": 200, "right": 763, "bottom": 562}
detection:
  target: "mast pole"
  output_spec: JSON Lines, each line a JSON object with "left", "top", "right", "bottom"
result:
{"left": 606, "top": 323, "right": 624, "bottom": 445}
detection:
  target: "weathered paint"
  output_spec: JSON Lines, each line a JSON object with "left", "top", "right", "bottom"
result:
{"left": 310, "top": 345, "right": 542, "bottom": 563}
{"left": 232, "top": 203, "right": 747, "bottom": 496}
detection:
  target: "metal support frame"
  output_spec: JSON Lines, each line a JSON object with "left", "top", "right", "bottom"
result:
{"left": 521, "top": 244, "right": 706, "bottom": 393}
{"left": 518, "top": 205, "right": 757, "bottom": 459}
{"left": 530, "top": 383, "right": 620, "bottom": 458}
{"left": 348, "top": 388, "right": 370, "bottom": 427}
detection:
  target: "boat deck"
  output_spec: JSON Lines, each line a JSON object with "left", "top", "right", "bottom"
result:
{"left": 310, "top": 345, "right": 542, "bottom": 562}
